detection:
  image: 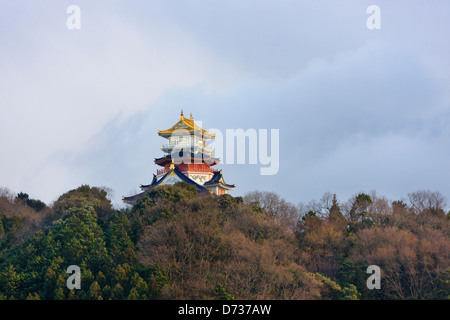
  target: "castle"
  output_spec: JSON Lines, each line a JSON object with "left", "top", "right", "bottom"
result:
{"left": 123, "top": 110, "right": 235, "bottom": 204}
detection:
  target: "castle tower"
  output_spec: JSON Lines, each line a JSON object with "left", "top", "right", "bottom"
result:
{"left": 123, "top": 110, "right": 235, "bottom": 204}
{"left": 155, "top": 109, "right": 218, "bottom": 184}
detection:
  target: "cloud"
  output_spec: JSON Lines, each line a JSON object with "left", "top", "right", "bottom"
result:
{"left": 0, "top": 1, "right": 239, "bottom": 199}
{"left": 1, "top": 1, "right": 449, "bottom": 209}
{"left": 23, "top": 39, "right": 450, "bottom": 208}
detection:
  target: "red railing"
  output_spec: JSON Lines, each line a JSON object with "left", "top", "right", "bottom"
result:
{"left": 157, "top": 164, "right": 218, "bottom": 176}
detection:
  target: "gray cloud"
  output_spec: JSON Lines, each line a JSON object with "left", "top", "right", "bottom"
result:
{"left": 1, "top": 1, "right": 449, "bottom": 208}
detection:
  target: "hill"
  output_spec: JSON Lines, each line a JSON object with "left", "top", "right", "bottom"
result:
{"left": 0, "top": 183, "right": 448, "bottom": 300}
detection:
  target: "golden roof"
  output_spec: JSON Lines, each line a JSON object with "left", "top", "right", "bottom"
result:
{"left": 158, "top": 109, "right": 216, "bottom": 139}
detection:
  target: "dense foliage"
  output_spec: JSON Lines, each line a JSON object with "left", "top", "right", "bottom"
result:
{"left": 0, "top": 184, "right": 448, "bottom": 300}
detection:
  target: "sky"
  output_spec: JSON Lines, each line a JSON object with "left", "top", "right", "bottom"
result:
{"left": 0, "top": 1, "right": 449, "bottom": 209}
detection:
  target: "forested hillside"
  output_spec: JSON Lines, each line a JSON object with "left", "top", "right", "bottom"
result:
{"left": 0, "top": 183, "right": 448, "bottom": 300}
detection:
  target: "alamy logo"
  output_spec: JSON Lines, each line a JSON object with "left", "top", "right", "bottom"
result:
{"left": 66, "top": 265, "right": 81, "bottom": 290}
{"left": 366, "top": 5, "right": 381, "bottom": 30}
{"left": 66, "top": 5, "right": 81, "bottom": 30}
{"left": 366, "top": 265, "right": 381, "bottom": 290}
{"left": 169, "top": 125, "right": 280, "bottom": 176}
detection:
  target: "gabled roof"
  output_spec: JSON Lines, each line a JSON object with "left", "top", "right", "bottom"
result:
{"left": 158, "top": 110, "right": 215, "bottom": 139}
{"left": 122, "top": 165, "right": 209, "bottom": 204}
{"left": 204, "top": 170, "right": 235, "bottom": 190}
{"left": 156, "top": 165, "right": 208, "bottom": 191}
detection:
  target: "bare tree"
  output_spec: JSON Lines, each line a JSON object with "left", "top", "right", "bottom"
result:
{"left": 320, "top": 192, "right": 334, "bottom": 214}
{"left": 408, "top": 190, "right": 447, "bottom": 215}
{"left": 243, "top": 191, "right": 299, "bottom": 231}
{"left": 297, "top": 192, "right": 336, "bottom": 219}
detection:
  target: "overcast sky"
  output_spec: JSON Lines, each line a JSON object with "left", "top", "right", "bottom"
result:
{"left": 1, "top": 1, "right": 449, "bottom": 208}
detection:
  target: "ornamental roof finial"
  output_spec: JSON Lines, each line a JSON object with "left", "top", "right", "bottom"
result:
{"left": 190, "top": 113, "right": 193, "bottom": 120}
{"left": 180, "top": 108, "right": 184, "bottom": 118}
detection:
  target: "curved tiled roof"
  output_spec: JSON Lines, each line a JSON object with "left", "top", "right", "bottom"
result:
{"left": 140, "top": 174, "right": 158, "bottom": 189}
{"left": 157, "top": 110, "right": 215, "bottom": 139}
{"left": 154, "top": 152, "right": 220, "bottom": 166}
{"left": 122, "top": 166, "right": 209, "bottom": 204}
{"left": 203, "top": 170, "right": 235, "bottom": 189}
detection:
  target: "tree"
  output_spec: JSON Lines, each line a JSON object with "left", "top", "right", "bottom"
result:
{"left": 348, "top": 193, "right": 373, "bottom": 232}
{"left": 214, "top": 284, "right": 235, "bottom": 300}
{"left": 106, "top": 212, "right": 136, "bottom": 265}
{"left": 96, "top": 271, "right": 107, "bottom": 288}
{"left": 408, "top": 190, "right": 447, "bottom": 216}
{"left": 244, "top": 191, "right": 299, "bottom": 231}
{"left": 340, "top": 284, "right": 360, "bottom": 300}
{"left": 16, "top": 192, "right": 46, "bottom": 212}
{"left": 130, "top": 272, "right": 148, "bottom": 298}
{"left": 349, "top": 225, "right": 449, "bottom": 299}
{"left": 111, "top": 283, "right": 124, "bottom": 300}
{"left": 26, "top": 292, "right": 40, "bottom": 300}
{"left": 0, "top": 265, "right": 21, "bottom": 298}
{"left": 89, "top": 281, "right": 103, "bottom": 300}
{"left": 328, "top": 194, "right": 347, "bottom": 230}
{"left": 127, "top": 287, "right": 139, "bottom": 300}
{"left": 0, "top": 182, "right": 448, "bottom": 300}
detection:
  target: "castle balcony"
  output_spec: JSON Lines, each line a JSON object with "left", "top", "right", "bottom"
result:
{"left": 157, "top": 164, "right": 218, "bottom": 177}
{"left": 161, "top": 143, "right": 213, "bottom": 155}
